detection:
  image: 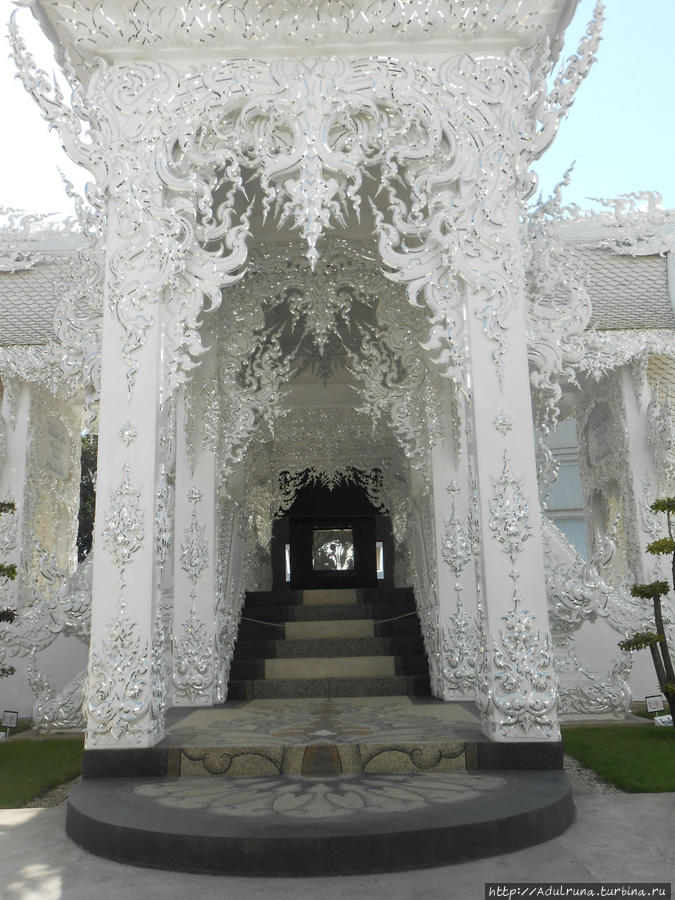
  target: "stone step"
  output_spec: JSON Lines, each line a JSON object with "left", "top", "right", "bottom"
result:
{"left": 67, "top": 771, "right": 574, "bottom": 876}
{"left": 241, "top": 601, "right": 415, "bottom": 623}
{"left": 238, "top": 611, "right": 422, "bottom": 641}
{"left": 230, "top": 653, "right": 429, "bottom": 680}
{"left": 284, "top": 619, "right": 375, "bottom": 640}
{"left": 302, "top": 588, "right": 357, "bottom": 606}
{"left": 243, "top": 587, "right": 415, "bottom": 608}
{"left": 264, "top": 656, "right": 395, "bottom": 680}
{"left": 233, "top": 635, "right": 425, "bottom": 659}
{"left": 228, "top": 674, "right": 431, "bottom": 700}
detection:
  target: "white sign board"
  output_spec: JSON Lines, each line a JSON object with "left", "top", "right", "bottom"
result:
{"left": 645, "top": 694, "right": 665, "bottom": 713}
{"left": 1, "top": 710, "right": 18, "bottom": 728}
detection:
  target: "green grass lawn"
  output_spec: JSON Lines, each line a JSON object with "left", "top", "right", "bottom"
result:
{"left": 0, "top": 740, "right": 83, "bottom": 808}
{"left": 562, "top": 725, "right": 675, "bottom": 792}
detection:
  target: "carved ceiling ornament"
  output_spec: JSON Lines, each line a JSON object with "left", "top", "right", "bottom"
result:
{"left": 35, "top": 0, "right": 584, "bottom": 54}
{"left": 10, "top": 3, "right": 603, "bottom": 401}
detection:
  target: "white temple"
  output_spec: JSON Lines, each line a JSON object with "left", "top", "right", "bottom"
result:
{"left": 1, "top": 0, "right": 674, "bottom": 757}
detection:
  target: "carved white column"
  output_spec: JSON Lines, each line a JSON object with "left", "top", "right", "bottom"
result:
{"left": 172, "top": 350, "right": 219, "bottom": 706}
{"left": 453, "top": 178, "right": 559, "bottom": 740}
{"left": 84, "top": 68, "right": 182, "bottom": 747}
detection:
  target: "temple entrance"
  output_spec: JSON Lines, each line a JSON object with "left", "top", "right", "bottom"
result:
{"left": 270, "top": 477, "right": 394, "bottom": 590}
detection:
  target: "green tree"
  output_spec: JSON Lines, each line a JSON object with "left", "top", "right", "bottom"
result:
{"left": 0, "top": 500, "right": 17, "bottom": 679}
{"left": 619, "top": 498, "right": 675, "bottom": 727}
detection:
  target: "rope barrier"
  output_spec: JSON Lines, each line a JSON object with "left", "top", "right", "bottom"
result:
{"left": 240, "top": 609, "right": 418, "bottom": 629}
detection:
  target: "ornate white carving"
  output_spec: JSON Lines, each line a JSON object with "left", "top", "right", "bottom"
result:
{"left": 180, "top": 509, "right": 208, "bottom": 585}
{"left": 86, "top": 602, "right": 150, "bottom": 744}
{"left": 555, "top": 642, "right": 632, "bottom": 719}
{"left": 27, "top": 652, "right": 86, "bottom": 732}
{"left": 155, "top": 473, "right": 174, "bottom": 568}
{"left": 120, "top": 422, "right": 138, "bottom": 447}
{"left": 172, "top": 604, "right": 215, "bottom": 702}
{"left": 526, "top": 169, "right": 592, "bottom": 414}
{"left": 0, "top": 206, "right": 79, "bottom": 273}
{"left": 275, "top": 466, "right": 385, "bottom": 517}
{"left": 484, "top": 608, "right": 557, "bottom": 739}
{"left": 34, "top": 0, "right": 591, "bottom": 53}
{"left": 151, "top": 597, "right": 171, "bottom": 741}
{"left": 441, "top": 504, "right": 472, "bottom": 579}
{"left": 576, "top": 330, "right": 675, "bottom": 382}
{"left": 10, "top": 0, "right": 603, "bottom": 398}
{"left": 488, "top": 451, "right": 532, "bottom": 604}
{"left": 560, "top": 192, "right": 675, "bottom": 256}
{"left": 442, "top": 611, "right": 479, "bottom": 696}
{"left": 493, "top": 413, "right": 513, "bottom": 436}
{"left": 102, "top": 463, "right": 145, "bottom": 583}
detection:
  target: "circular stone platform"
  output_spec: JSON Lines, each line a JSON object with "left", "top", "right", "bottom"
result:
{"left": 66, "top": 771, "right": 574, "bottom": 875}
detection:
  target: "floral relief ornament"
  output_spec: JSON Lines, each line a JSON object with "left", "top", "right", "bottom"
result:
{"left": 102, "top": 462, "right": 145, "bottom": 583}
{"left": 86, "top": 602, "right": 151, "bottom": 744}
{"left": 487, "top": 608, "right": 557, "bottom": 739}
{"left": 488, "top": 451, "right": 532, "bottom": 564}
{"left": 180, "top": 509, "right": 209, "bottom": 585}
{"left": 172, "top": 604, "right": 215, "bottom": 702}
{"left": 120, "top": 422, "right": 138, "bottom": 447}
{"left": 493, "top": 413, "right": 513, "bottom": 437}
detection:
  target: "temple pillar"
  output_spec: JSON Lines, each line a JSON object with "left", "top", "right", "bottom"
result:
{"left": 85, "top": 188, "right": 174, "bottom": 748}
{"left": 430, "top": 394, "right": 480, "bottom": 700}
{"left": 171, "top": 349, "right": 219, "bottom": 706}
{"left": 461, "top": 201, "right": 560, "bottom": 742}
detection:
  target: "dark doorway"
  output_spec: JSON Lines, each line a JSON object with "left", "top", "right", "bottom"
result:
{"left": 270, "top": 475, "right": 394, "bottom": 590}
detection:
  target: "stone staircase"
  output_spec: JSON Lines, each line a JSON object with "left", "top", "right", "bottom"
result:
{"left": 227, "top": 587, "right": 431, "bottom": 699}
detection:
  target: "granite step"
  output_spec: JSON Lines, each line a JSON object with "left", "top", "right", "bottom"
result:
{"left": 233, "top": 635, "right": 425, "bottom": 659}
{"left": 302, "top": 588, "right": 358, "bottom": 606}
{"left": 230, "top": 653, "right": 429, "bottom": 681}
{"left": 243, "top": 588, "right": 415, "bottom": 608}
{"left": 284, "top": 619, "right": 375, "bottom": 640}
{"left": 240, "top": 601, "right": 415, "bottom": 623}
{"left": 229, "top": 585, "right": 429, "bottom": 701}
{"left": 227, "top": 674, "right": 431, "bottom": 700}
{"left": 264, "top": 656, "right": 396, "bottom": 680}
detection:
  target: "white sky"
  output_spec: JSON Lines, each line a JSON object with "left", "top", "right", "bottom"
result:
{"left": 1, "top": 0, "right": 674, "bottom": 218}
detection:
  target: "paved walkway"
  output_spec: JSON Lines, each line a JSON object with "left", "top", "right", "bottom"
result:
{"left": 0, "top": 786, "right": 671, "bottom": 899}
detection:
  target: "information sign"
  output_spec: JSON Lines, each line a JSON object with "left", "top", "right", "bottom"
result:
{"left": 1, "top": 710, "right": 18, "bottom": 728}
{"left": 645, "top": 694, "right": 665, "bottom": 713}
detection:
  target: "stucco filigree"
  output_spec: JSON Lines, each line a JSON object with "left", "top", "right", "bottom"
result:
{"left": 180, "top": 509, "right": 208, "bottom": 585}
{"left": 155, "top": 473, "right": 174, "bottom": 568}
{"left": 485, "top": 608, "right": 558, "bottom": 739}
{"left": 11, "top": 0, "right": 603, "bottom": 396}
{"left": 442, "top": 612, "right": 479, "bottom": 696}
{"left": 173, "top": 605, "right": 215, "bottom": 703}
{"left": 27, "top": 652, "right": 86, "bottom": 732}
{"left": 35, "top": 0, "right": 592, "bottom": 54}
{"left": 102, "top": 463, "right": 144, "bottom": 583}
{"left": 86, "top": 603, "right": 150, "bottom": 744}
{"left": 555, "top": 642, "right": 631, "bottom": 719}
{"left": 488, "top": 451, "right": 533, "bottom": 606}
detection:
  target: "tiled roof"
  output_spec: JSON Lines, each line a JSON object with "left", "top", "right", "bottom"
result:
{"left": 570, "top": 247, "right": 674, "bottom": 330}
